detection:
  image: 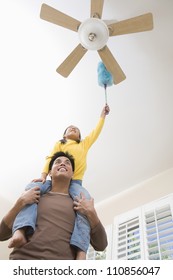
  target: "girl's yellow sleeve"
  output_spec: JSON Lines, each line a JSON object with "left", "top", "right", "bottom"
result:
{"left": 42, "top": 142, "right": 61, "bottom": 174}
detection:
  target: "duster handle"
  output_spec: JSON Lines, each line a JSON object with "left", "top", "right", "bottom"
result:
{"left": 104, "top": 84, "right": 108, "bottom": 105}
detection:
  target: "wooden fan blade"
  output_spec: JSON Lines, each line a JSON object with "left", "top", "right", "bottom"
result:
{"left": 98, "top": 46, "right": 126, "bottom": 84}
{"left": 40, "top": 3, "right": 81, "bottom": 32}
{"left": 90, "top": 0, "right": 104, "bottom": 18}
{"left": 56, "top": 44, "right": 88, "bottom": 77}
{"left": 108, "top": 13, "right": 153, "bottom": 36}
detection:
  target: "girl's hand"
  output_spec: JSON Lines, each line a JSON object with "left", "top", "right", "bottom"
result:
{"left": 32, "top": 178, "right": 45, "bottom": 183}
{"left": 101, "top": 105, "right": 110, "bottom": 118}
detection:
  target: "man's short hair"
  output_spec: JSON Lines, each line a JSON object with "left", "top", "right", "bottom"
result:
{"left": 48, "top": 151, "right": 75, "bottom": 172}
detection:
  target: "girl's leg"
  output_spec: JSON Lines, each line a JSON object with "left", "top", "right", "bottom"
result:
{"left": 9, "top": 181, "right": 52, "bottom": 248}
{"left": 25, "top": 180, "right": 52, "bottom": 194}
{"left": 69, "top": 181, "right": 91, "bottom": 254}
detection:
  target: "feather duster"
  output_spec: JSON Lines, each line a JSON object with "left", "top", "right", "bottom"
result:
{"left": 97, "top": 61, "right": 113, "bottom": 104}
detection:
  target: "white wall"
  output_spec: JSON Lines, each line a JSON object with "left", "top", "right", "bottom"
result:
{"left": 96, "top": 167, "right": 173, "bottom": 226}
{"left": 0, "top": 196, "right": 13, "bottom": 259}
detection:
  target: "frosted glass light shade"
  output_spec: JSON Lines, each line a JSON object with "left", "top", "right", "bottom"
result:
{"left": 78, "top": 18, "right": 109, "bottom": 50}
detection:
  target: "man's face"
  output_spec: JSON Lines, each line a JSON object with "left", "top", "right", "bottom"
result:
{"left": 49, "top": 156, "right": 73, "bottom": 179}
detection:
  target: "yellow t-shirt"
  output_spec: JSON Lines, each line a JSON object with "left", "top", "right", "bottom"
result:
{"left": 42, "top": 117, "right": 105, "bottom": 180}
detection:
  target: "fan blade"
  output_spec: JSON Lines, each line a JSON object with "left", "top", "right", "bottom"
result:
{"left": 56, "top": 44, "right": 88, "bottom": 77}
{"left": 98, "top": 46, "right": 126, "bottom": 84}
{"left": 40, "top": 3, "right": 81, "bottom": 32}
{"left": 90, "top": 0, "right": 104, "bottom": 19}
{"left": 108, "top": 13, "right": 153, "bottom": 36}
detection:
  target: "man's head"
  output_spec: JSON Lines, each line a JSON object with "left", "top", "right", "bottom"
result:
{"left": 48, "top": 151, "right": 75, "bottom": 181}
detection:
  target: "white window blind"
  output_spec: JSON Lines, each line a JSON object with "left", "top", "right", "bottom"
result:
{"left": 113, "top": 194, "right": 173, "bottom": 260}
{"left": 113, "top": 208, "right": 144, "bottom": 259}
{"left": 143, "top": 197, "right": 173, "bottom": 260}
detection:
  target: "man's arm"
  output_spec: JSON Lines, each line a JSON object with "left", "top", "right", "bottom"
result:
{"left": 0, "top": 187, "right": 40, "bottom": 241}
{"left": 73, "top": 193, "right": 108, "bottom": 251}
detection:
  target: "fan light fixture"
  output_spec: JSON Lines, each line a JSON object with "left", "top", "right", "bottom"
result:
{"left": 40, "top": 1, "right": 154, "bottom": 84}
{"left": 78, "top": 18, "right": 109, "bottom": 50}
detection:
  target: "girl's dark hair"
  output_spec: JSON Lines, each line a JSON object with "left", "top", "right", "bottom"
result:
{"left": 60, "top": 126, "right": 81, "bottom": 144}
{"left": 48, "top": 151, "right": 75, "bottom": 172}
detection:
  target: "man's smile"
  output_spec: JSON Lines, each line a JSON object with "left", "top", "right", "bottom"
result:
{"left": 58, "top": 167, "right": 67, "bottom": 172}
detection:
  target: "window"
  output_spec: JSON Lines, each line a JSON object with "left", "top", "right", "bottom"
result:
{"left": 87, "top": 224, "right": 112, "bottom": 260}
{"left": 113, "top": 194, "right": 173, "bottom": 260}
{"left": 113, "top": 208, "right": 145, "bottom": 259}
{"left": 143, "top": 198, "right": 173, "bottom": 260}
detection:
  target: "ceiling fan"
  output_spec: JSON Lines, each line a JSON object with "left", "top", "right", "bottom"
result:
{"left": 40, "top": 1, "right": 153, "bottom": 84}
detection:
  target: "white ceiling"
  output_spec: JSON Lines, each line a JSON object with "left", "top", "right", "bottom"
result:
{"left": 0, "top": 0, "right": 173, "bottom": 204}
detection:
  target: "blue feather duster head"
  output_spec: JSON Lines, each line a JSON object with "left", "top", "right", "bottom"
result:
{"left": 97, "top": 61, "right": 113, "bottom": 88}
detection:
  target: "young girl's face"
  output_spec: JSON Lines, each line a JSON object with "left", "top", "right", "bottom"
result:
{"left": 64, "top": 126, "right": 81, "bottom": 141}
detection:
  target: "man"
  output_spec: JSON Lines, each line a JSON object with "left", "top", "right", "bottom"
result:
{"left": 0, "top": 152, "right": 107, "bottom": 259}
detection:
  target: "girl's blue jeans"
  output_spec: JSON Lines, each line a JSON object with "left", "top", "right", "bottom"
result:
{"left": 12, "top": 180, "right": 91, "bottom": 253}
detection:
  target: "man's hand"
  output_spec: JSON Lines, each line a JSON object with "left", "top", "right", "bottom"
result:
{"left": 19, "top": 186, "right": 40, "bottom": 207}
{"left": 73, "top": 193, "right": 100, "bottom": 228}
{"left": 73, "top": 192, "right": 94, "bottom": 216}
